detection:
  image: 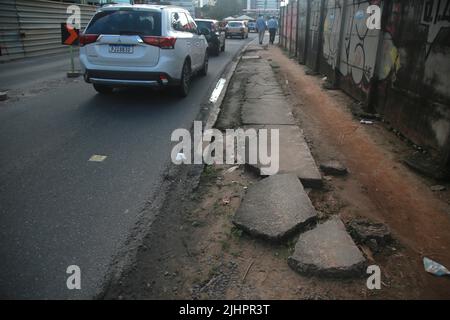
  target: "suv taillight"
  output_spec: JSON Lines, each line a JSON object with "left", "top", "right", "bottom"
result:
{"left": 79, "top": 34, "right": 99, "bottom": 46}
{"left": 142, "top": 36, "right": 177, "bottom": 49}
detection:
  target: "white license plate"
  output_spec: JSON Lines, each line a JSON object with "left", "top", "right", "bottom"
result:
{"left": 109, "top": 45, "right": 134, "bottom": 54}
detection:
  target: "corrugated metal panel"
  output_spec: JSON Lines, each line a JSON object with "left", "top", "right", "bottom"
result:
{"left": 0, "top": 0, "right": 25, "bottom": 62}
{"left": 0, "top": 0, "right": 97, "bottom": 62}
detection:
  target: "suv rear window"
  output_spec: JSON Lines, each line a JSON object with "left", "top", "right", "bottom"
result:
{"left": 85, "top": 10, "right": 161, "bottom": 36}
{"left": 228, "top": 22, "right": 242, "bottom": 27}
{"left": 196, "top": 21, "right": 214, "bottom": 31}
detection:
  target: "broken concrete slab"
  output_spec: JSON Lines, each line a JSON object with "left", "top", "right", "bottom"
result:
{"left": 233, "top": 174, "right": 317, "bottom": 241}
{"left": 243, "top": 125, "right": 323, "bottom": 188}
{"left": 288, "top": 217, "right": 366, "bottom": 278}
{"left": 320, "top": 160, "right": 348, "bottom": 176}
{"left": 241, "top": 98, "right": 295, "bottom": 125}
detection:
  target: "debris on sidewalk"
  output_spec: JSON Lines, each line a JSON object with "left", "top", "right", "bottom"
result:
{"left": 347, "top": 218, "right": 393, "bottom": 253}
{"left": 320, "top": 160, "right": 348, "bottom": 176}
{"left": 430, "top": 185, "right": 446, "bottom": 192}
{"left": 360, "top": 119, "right": 374, "bottom": 125}
{"left": 225, "top": 165, "right": 239, "bottom": 174}
{"left": 221, "top": 196, "right": 231, "bottom": 205}
{"left": 423, "top": 257, "right": 450, "bottom": 277}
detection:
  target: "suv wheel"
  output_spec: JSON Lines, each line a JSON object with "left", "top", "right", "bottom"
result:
{"left": 199, "top": 51, "right": 209, "bottom": 76}
{"left": 93, "top": 84, "right": 113, "bottom": 94}
{"left": 177, "top": 60, "right": 191, "bottom": 97}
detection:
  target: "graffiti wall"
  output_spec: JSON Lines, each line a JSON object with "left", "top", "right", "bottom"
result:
{"left": 306, "top": 0, "right": 324, "bottom": 71}
{"left": 338, "top": 0, "right": 382, "bottom": 101}
{"left": 375, "top": 0, "right": 450, "bottom": 162}
{"left": 319, "top": 0, "right": 344, "bottom": 83}
{"left": 296, "top": 0, "right": 309, "bottom": 64}
{"left": 289, "top": 1, "right": 298, "bottom": 56}
{"left": 279, "top": 0, "right": 450, "bottom": 166}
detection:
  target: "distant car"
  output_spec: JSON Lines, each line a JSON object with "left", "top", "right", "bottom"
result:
{"left": 195, "top": 19, "right": 225, "bottom": 56}
{"left": 225, "top": 21, "right": 249, "bottom": 39}
{"left": 248, "top": 21, "right": 256, "bottom": 32}
{"left": 80, "top": 4, "right": 209, "bottom": 97}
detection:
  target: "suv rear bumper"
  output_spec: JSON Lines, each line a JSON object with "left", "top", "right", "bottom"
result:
{"left": 84, "top": 70, "right": 180, "bottom": 87}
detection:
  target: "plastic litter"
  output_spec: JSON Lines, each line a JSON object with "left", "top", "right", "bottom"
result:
{"left": 423, "top": 257, "right": 450, "bottom": 276}
{"left": 225, "top": 165, "right": 239, "bottom": 173}
{"left": 360, "top": 119, "right": 374, "bottom": 125}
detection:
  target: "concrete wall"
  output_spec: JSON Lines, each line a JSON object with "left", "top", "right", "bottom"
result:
{"left": 280, "top": 0, "right": 450, "bottom": 168}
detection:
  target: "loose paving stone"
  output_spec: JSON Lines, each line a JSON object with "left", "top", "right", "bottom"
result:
{"left": 233, "top": 174, "right": 317, "bottom": 241}
{"left": 288, "top": 217, "right": 366, "bottom": 278}
{"left": 243, "top": 125, "right": 323, "bottom": 188}
{"left": 320, "top": 160, "right": 348, "bottom": 176}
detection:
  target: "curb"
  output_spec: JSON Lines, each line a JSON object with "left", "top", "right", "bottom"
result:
{"left": 205, "top": 37, "right": 258, "bottom": 130}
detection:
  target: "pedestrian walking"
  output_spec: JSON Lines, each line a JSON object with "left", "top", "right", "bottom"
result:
{"left": 267, "top": 16, "right": 278, "bottom": 44}
{"left": 256, "top": 15, "right": 267, "bottom": 45}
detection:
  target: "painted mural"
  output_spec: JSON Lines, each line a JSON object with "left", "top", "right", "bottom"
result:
{"left": 338, "top": 0, "right": 382, "bottom": 97}
{"left": 280, "top": 0, "right": 450, "bottom": 163}
{"left": 322, "top": 0, "right": 344, "bottom": 69}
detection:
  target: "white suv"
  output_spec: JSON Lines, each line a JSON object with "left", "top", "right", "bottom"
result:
{"left": 80, "top": 4, "right": 209, "bottom": 97}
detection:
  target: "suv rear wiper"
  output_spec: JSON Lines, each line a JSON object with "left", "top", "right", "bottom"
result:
{"left": 119, "top": 30, "right": 142, "bottom": 35}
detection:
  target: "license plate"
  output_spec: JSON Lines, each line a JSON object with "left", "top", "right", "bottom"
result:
{"left": 109, "top": 44, "right": 134, "bottom": 54}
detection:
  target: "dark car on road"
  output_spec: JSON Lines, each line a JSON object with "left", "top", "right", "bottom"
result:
{"left": 195, "top": 19, "right": 226, "bottom": 56}
{"left": 248, "top": 21, "right": 257, "bottom": 32}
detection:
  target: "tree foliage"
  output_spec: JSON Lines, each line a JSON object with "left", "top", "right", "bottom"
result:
{"left": 206, "top": 0, "right": 246, "bottom": 20}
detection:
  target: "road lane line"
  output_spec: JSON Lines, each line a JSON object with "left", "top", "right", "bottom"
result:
{"left": 88, "top": 155, "right": 107, "bottom": 162}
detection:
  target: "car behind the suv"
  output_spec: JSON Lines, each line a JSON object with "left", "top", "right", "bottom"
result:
{"left": 195, "top": 19, "right": 225, "bottom": 56}
{"left": 225, "top": 21, "right": 248, "bottom": 39}
{"left": 80, "top": 4, "right": 209, "bottom": 97}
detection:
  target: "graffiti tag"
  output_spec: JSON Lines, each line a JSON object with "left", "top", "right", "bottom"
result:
{"left": 421, "top": 0, "right": 450, "bottom": 58}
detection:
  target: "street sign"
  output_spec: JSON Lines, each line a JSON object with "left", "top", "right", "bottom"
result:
{"left": 61, "top": 23, "right": 79, "bottom": 46}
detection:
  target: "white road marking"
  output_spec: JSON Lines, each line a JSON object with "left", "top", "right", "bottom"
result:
{"left": 209, "top": 78, "right": 227, "bottom": 103}
{"left": 88, "top": 155, "right": 107, "bottom": 162}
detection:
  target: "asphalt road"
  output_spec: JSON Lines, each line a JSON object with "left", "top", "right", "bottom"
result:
{"left": 0, "top": 34, "right": 256, "bottom": 299}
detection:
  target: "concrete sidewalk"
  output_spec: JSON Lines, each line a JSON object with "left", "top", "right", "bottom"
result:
{"left": 220, "top": 43, "right": 323, "bottom": 188}
{"left": 219, "top": 43, "right": 366, "bottom": 278}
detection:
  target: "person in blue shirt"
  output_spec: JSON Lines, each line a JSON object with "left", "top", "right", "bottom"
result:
{"left": 267, "top": 16, "right": 278, "bottom": 45}
{"left": 255, "top": 15, "right": 267, "bottom": 45}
